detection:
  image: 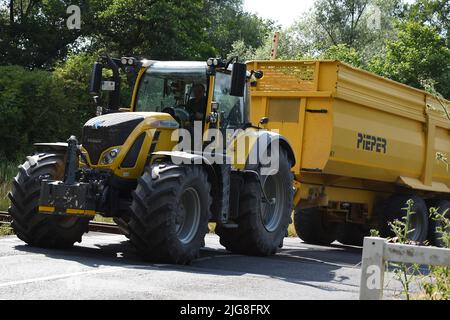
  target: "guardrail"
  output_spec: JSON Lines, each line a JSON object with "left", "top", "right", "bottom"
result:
{"left": 359, "top": 237, "right": 450, "bottom": 300}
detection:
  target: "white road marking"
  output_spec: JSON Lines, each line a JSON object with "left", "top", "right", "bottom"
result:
{"left": 0, "top": 266, "right": 124, "bottom": 288}
{"left": 194, "top": 254, "right": 243, "bottom": 262}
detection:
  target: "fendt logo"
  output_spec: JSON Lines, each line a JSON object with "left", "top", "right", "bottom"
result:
{"left": 357, "top": 133, "right": 387, "bottom": 154}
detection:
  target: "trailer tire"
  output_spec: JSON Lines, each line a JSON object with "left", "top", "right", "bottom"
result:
{"left": 8, "top": 153, "right": 90, "bottom": 249}
{"left": 128, "top": 163, "right": 211, "bottom": 264}
{"left": 216, "top": 149, "right": 293, "bottom": 256}
{"left": 380, "top": 194, "right": 428, "bottom": 242}
{"left": 336, "top": 223, "right": 368, "bottom": 246}
{"left": 294, "top": 207, "right": 337, "bottom": 245}
{"left": 426, "top": 199, "right": 450, "bottom": 247}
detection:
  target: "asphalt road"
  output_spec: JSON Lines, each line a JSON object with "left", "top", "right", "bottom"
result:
{"left": 0, "top": 233, "right": 402, "bottom": 300}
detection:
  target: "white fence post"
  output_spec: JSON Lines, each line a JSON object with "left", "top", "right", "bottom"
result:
{"left": 359, "top": 236, "right": 450, "bottom": 300}
{"left": 359, "top": 237, "right": 386, "bottom": 300}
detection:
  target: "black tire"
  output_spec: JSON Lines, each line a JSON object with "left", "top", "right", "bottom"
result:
{"left": 128, "top": 163, "right": 211, "bottom": 264}
{"left": 113, "top": 217, "right": 130, "bottom": 239}
{"left": 216, "top": 149, "right": 293, "bottom": 256}
{"left": 294, "top": 207, "right": 337, "bottom": 245}
{"left": 380, "top": 194, "right": 428, "bottom": 242}
{"left": 336, "top": 223, "right": 368, "bottom": 246}
{"left": 8, "top": 153, "right": 90, "bottom": 249}
{"left": 426, "top": 199, "right": 450, "bottom": 247}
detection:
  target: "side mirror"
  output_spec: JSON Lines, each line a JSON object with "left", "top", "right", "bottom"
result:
{"left": 230, "top": 62, "right": 247, "bottom": 97}
{"left": 89, "top": 62, "right": 103, "bottom": 95}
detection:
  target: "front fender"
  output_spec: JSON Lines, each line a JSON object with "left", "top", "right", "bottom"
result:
{"left": 34, "top": 143, "right": 68, "bottom": 154}
{"left": 245, "top": 131, "right": 296, "bottom": 171}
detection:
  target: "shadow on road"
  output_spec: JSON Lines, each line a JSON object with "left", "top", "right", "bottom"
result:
{"left": 13, "top": 235, "right": 362, "bottom": 293}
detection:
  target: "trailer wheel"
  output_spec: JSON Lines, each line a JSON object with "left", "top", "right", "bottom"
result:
{"left": 216, "top": 149, "right": 293, "bottom": 256}
{"left": 380, "top": 195, "right": 428, "bottom": 242}
{"left": 336, "top": 223, "right": 368, "bottom": 246}
{"left": 426, "top": 199, "right": 450, "bottom": 247}
{"left": 128, "top": 163, "right": 211, "bottom": 264}
{"left": 8, "top": 153, "right": 90, "bottom": 249}
{"left": 294, "top": 207, "right": 337, "bottom": 245}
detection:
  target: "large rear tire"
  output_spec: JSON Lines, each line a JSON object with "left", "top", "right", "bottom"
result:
{"left": 294, "top": 207, "right": 337, "bottom": 245}
{"left": 380, "top": 194, "right": 428, "bottom": 242}
{"left": 113, "top": 217, "right": 130, "bottom": 239}
{"left": 216, "top": 149, "right": 293, "bottom": 256}
{"left": 8, "top": 153, "right": 90, "bottom": 249}
{"left": 128, "top": 163, "right": 211, "bottom": 264}
{"left": 426, "top": 199, "right": 450, "bottom": 247}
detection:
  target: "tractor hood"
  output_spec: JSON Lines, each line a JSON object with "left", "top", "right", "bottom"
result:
{"left": 82, "top": 113, "right": 145, "bottom": 165}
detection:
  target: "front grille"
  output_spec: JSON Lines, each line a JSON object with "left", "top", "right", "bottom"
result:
{"left": 82, "top": 113, "right": 144, "bottom": 165}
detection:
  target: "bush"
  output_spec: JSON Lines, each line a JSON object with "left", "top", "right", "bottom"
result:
{"left": 0, "top": 65, "right": 82, "bottom": 161}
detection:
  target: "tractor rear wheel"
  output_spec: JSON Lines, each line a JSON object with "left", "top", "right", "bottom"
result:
{"left": 128, "top": 163, "right": 211, "bottom": 264}
{"left": 294, "top": 207, "right": 337, "bottom": 245}
{"left": 8, "top": 153, "right": 90, "bottom": 248}
{"left": 216, "top": 149, "right": 293, "bottom": 256}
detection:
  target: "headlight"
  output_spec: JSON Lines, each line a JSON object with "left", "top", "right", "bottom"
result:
{"left": 100, "top": 148, "right": 121, "bottom": 165}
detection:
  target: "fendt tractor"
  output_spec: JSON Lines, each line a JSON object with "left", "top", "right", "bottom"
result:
{"left": 8, "top": 56, "right": 295, "bottom": 263}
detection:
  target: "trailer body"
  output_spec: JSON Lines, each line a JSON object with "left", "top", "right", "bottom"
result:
{"left": 248, "top": 60, "right": 450, "bottom": 226}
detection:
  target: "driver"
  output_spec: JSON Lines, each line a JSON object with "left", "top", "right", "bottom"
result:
{"left": 187, "top": 83, "right": 207, "bottom": 121}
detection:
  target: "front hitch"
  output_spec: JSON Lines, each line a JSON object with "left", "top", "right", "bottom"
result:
{"left": 38, "top": 136, "right": 97, "bottom": 218}
{"left": 64, "top": 135, "right": 79, "bottom": 185}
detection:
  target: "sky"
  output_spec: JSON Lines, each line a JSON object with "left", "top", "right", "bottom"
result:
{"left": 243, "top": 0, "right": 316, "bottom": 28}
{"left": 243, "top": 0, "right": 416, "bottom": 28}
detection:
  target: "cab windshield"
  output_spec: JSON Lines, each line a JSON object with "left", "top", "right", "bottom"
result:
{"left": 135, "top": 62, "right": 207, "bottom": 113}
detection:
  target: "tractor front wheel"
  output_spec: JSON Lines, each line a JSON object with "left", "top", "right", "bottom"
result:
{"left": 8, "top": 153, "right": 90, "bottom": 248}
{"left": 128, "top": 163, "right": 211, "bottom": 264}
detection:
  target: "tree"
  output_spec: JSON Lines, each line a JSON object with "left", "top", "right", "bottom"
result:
{"left": 0, "top": 66, "right": 78, "bottom": 160}
{"left": 0, "top": 0, "right": 97, "bottom": 68}
{"left": 205, "top": 0, "right": 274, "bottom": 57}
{"left": 369, "top": 21, "right": 450, "bottom": 99}
{"left": 281, "top": 0, "right": 402, "bottom": 61}
{"left": 90, "top": 0, "right": 214, "bottom": 60}
{"left": 321, "top": 44, "right": 363, "bottom": 67}
{"left": 404, "top": 0, "right": 449, "bottom": 47}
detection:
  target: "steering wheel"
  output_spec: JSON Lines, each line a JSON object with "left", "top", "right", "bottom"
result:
{"left": 162, "top": 106, "right": 191, "bottom": 125}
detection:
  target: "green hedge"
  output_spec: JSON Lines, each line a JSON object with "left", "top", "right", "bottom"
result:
{"left": 0, "top": 59, "right": 97, "bottom": 162}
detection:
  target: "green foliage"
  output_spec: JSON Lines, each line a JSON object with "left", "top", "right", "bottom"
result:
{"left": 92, "top": 0, "right": 213, "bottom": 60}
{"left": 420, "top": 207, "right": 450, "bottom": 300}
{"left": 206, "top": 0, "right": 274, "bottom": 58}
{"left": 0, "top": 224, "right": 14, "bottom": 236}
{"left": 372, "top": 200, "right": 450, "bottom": 300}
{"left": 386, "top": 199, "right": 421, "bottom": 300}
{"left": 321, "top": 44, "right": 364, "bottom": 67}
{"left": 0, "top": 0, "right": 96, "bottom": 68}
{"left": 0, "top": 65, "right": 80, "bottom": 161}
{"left": 369, "top": 21, "right": 450, "bottom": 98}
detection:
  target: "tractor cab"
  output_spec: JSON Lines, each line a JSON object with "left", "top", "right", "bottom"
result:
{"left": 90, "top": 57, "right": 249, "bottom": 136}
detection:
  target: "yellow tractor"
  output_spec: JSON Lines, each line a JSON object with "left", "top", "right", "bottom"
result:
{"left": 8, "top": 56, "right": 295, "bottom": 264}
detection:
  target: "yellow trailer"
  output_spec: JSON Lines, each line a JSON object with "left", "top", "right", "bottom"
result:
{"left": 248, "top": 60, "right": 450, "bottom": 246}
